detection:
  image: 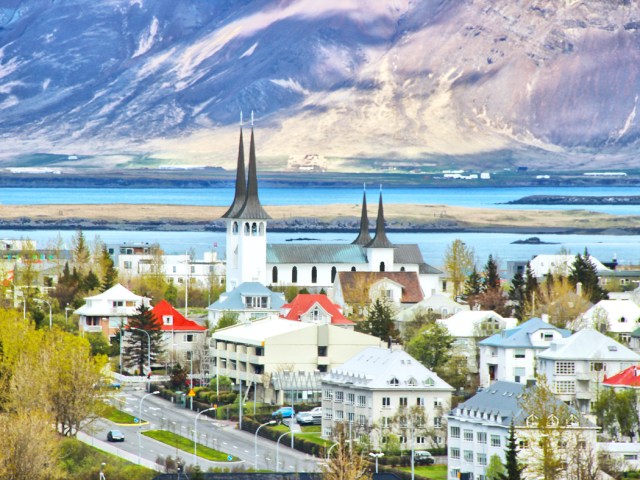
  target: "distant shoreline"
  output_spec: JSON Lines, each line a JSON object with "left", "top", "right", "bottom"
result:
{"left": 508, "top": 195, "right": 640, "bottom": 205}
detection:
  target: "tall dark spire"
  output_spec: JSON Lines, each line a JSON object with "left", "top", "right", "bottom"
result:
{"left": 366, "top": 190, "right": 394, "bottom": 248}
{"left": 236, "top": 128, "right": 271, "bottom": 220}
{"left": 221, "top": 128, "right": 247, "bottom": 218}
{"left": 352, "top": 187, "right": 372, "bottom": 246}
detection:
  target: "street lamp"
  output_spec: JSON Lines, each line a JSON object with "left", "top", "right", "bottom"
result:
{"left": 137, "top": 390, "right": 159, "bottom": 464}
{"left": 254, "top": 420, "right": 276, "bottom": 468}
{"left": 99, "top": 462, "right": 106, "bottom": 480}
{"left": 369, "top": 452, "right": 384, "bottom": 473}
{"left": 193, "top": 407, "right": 216, "bottom": 468}
{"left": 34, "top": 298, "right": 52, "bottom": 329}
{"left": 275, "top": 431, "right": 290, "bottom": 472}
{"left": 327, "top": 441, "right": 339, "bottom": 460}
{"left": 65, "top": 304, "right": 72, "bottom": 326}
{"left": 128, "top": 327, "right": 151, "bottom": 389}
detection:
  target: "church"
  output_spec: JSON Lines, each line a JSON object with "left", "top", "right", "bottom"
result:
{"left": 221, "top": 128, "right": 442, "bottom": 299}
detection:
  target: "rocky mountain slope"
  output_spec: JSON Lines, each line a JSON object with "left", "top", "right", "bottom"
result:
{"left": 0, "top": 0, "right": 638, "bottom": 170}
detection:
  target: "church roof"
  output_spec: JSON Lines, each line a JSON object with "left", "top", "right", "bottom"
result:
{"left": 337, "top": 271, "right": 424, "bottom": 304}
{"left": 366, "top": 192, "right": 394, "bottom": 249}
{"left": 235, "top": 129, "right": 271, "bottom": 220}
{"left": 351, "top": 190, "right": 372, "bottom": 246}
{"left": 267, "top": 244, "right": 367, "bottom": 264}
{"left": 221, "top": 129, "right": 246, "bottom": 219}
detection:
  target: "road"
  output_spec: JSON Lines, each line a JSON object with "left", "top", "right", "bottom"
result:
{"left": 84, "top": 385, "right": 321, "bottom": 472}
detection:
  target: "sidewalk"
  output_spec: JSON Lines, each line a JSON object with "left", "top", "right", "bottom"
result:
{"left": 76, "top": 431, "right": 163, "bottom": 471}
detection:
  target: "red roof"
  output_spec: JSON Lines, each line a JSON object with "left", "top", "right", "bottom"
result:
{"left": 280, "top": 294, "right": 353, "bottom": 325}
{"left": 603, "top": 365, "right": 640, "bottom": 388}
{"left": 151, "top": 300, "right": 207, "bottom": 332}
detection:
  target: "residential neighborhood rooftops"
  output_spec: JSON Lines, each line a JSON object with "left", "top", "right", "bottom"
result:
{"left": 603, "top": 365, "right": 640, "bottom": 389}
{"left": 280, "top": 294, "right": 353, "bottom": 325}
{"left": 538, "top": 328, "right": 640, "bottom": 362}
{"left": 336, "top": 271, "right": 424, "bottom": 304}
{"left": 212, "top": 318, "right": 311, "bottom": 345}
{"left": 438, "top": 310, "right": 517, "bottom": 338}
{"left": 152, "top": 300, "right": 206, "bottom": 332}
{"left": 579, "top": 300, "right": 640, "bottom": 327}
{"left": 324, "top": 346, "right": 453, "bottom": 391}
{"left": 207, "top": 282, "right": 285, "bottom": 311}
{"left": 479, "top": 317, "right": 571, "bottom": 348}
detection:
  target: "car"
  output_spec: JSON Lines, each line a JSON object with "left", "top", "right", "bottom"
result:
{"left": 271, "top": 406, "right": 296, "bottom": 419}
{"left": 107, "top": 429, "right": 125, "bottom": 442}
{"left": 414, "top": 450, "right": 435, "bottom": 465}
{"left": 296, "top": 407, "right": 322, "bottom": 425}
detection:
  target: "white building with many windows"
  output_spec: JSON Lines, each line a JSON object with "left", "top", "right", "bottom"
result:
{"left": 320, "top": 347, "right": 453, "bottom": 449}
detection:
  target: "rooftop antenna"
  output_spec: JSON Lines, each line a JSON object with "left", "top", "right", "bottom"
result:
{"left": 251, "top": 110, "right": 254, "bottom": 126}
{"left": 240, "top": 110, "right": 243, "bottom": 126}
{"left": 379, "top": 184, "right": 382, "bottom": 193}
{"left": 363, "top": 182, "right": 366, "bottom": 192}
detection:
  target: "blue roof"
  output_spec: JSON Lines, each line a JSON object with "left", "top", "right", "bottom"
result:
{"left": 207, "top": 282, "right": 285, "bottom": 311}
{"left": 478, "top": 317, "right": 571, "bottom": 348}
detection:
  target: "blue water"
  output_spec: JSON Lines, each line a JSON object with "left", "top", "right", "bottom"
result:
{"left": 6, "top": 229, "right": 639, "bottom": 269}
{"left": 2, "top": 186, "right": 640, "bottom": 214}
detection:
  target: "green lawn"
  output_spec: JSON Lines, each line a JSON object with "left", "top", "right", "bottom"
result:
{"left": 142, "top": 430, "right": 240, "bottom": 462}
{"left": 399, "top": 464, "right": 447, "bottom": 480}
{"left": 101, "top": 404, "right": 145, "bottom": 425}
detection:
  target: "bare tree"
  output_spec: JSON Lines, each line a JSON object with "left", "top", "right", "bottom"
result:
{"left": 323, "top": 422, "right": 372, "bottom": 480}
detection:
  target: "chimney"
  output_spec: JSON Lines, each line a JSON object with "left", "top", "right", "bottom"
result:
{"left": 541, "top": 313, "right": 549, "bottom": 323}
{"left": 576, "top": 282, "right": 583, "bottom": 297}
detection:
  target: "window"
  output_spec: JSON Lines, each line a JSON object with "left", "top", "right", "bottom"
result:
{"left": 408, "top": 377, "right": 417, "bottom": 386}
{"left": 554, "top": 380, "right": 576, "bottom": 394}
{"left": 232, "top": 222, "right": 239, "bottom": 234}
{"left": 334, "top": 391, "right": 344, "bottom": 403}
{"left": 335, "top": 410, "right": 344, "bottom": 420}
{"left": 323, "top": 426, "right": 332, "bottom": 437}
{"left": 514, "top": 349, "right": 526, "bottom": 358}
{"left": 163, "top": 315, "right": 173, "bottom": 325}
{"left": 399, "top": 436, "right": 407, "bottom": 444}
{"left": 416, "top": 436, "right": 426, "bottom": 444}
{"left": 311, "top": 266, "right": 318, "bottom": 284}
{"left": 519, "top": 439, "right": 530, "bottom": 449}
{"left": 346, "top": 393, "right": 355, "bottom": 405}
{"left": 477, "top": 432, "right": 487, "bottom": 444}
{"left": 542, "top": 332, "right": 554, "bottom": 341}
{"left": 389, "top": 377, "right": 400, "bottom": 386}
{"left": 514, "top": 367, "right": 525, "bottom": 383}
{"left": 424, "top": 377, "right": 435, "bottom": 387}
{"left": 450, "top": 426, "right": 460, "bottom": 438}
{"left": 184, "top": 334, "right": 194, "bottom": 343}
{"left": 590, "top": 362, "right": 606, "bottom": 372}
{"left": 434, "top": 417, "right": 442, "bottom": 428}
{"left": 463, "top": 430, "right": 473, "bottom": 442}
{"left": 272, "top": 266, "right": 278, "bottom": 283}
{"left": 318, "top": 346, "right": 327, "bottom": 356}
{"left": 358, "top": 415, "right": 367, "bottom": 426}
{"left": 464, "top": 450, "right": 473, "bottom": 462}
{"left": 324, "top": 409, "right": 333, "bottom": 420}
{"left": 620, "top": 333, "right": 631, "bottom": 345}
{"left": 357, "top": 395, "right": 366, "bottom": 407}
{"left": 434, "top": 398, "right": 443, "bottom": 407}
{"left": 451, "top": 469, "right": 460, "bottom": 479}
{"left": 347, "top": 412, "right": 354, "bottom": 423}
{"left": 417, "top": 397, "right": 425, "bottom": 406}
{"left": 324, "top": 389, "right": 333, "bottom": 401}
{"left": 399, "top": 397, "right": 408, "bottom": 407}
{"left": 450, "top": 448, "right": 460, "bottom": 459}
{"left": 477, "top": 453, "right": 487, "bottom": 465}
{"left": 331, "top": 266, "right": 337, "bottom": 283}
{"left": 245, "top": 296, "right": 268, "bottom": 308}
{"left": 380, "top": 261, "right": 385, "bottom": 272}
{"left": 124, "top": 261, "right": 132, "bottom": 270}
{"left": 381, "top": 417, "right": 391, "bottom": 427}
{"left": 382, "top": 397, "right": 391, "bottom": 407}
{"left": 555, "top": 361, "right": 575, "bottom": 375}
{"left": 172, "top": 266, "right": 177, "bottom": 273}
{"left": 624, "top": 454, "right": 639, "bottom": 461}
{"left": 292, "top": 266, "right": 298, "bottom": 284}
{"left": 490, "top": 435, "right": 501, "bottom": 447}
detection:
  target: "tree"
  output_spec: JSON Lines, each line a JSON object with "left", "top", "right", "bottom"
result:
{"left": 322, "top": 422, "right": 372, "bottom": 480}
{"left": 100, "top": 244, "right": 118, "bottom": 291}
{"left": 356, "top": 298, "right": 399, "bottom": 342}
{"left": 463, "top": 266, "right": 483, "bottom": 304}
{"left": 500, "top": 422, "right": 524, "bottom": 480}
{"left": 569, "top": 249, "right": 608, "bottom": 303}
{"left": 82, "top": 269, "right": 101, "bottom": 293}
{"left": 509, "top": 271, "right": 525, "bottom": 320}
{"left": 486, "top": 454, "right": 506, "bottom": 480}
{"left": 593, "top": 388, "right": 639, "bottom": 441}
{"left": 71, "top": 229, "right": 90, "bottom": 274}
{"left": 484, "top": 254, "right": 501, "bottom": 291}
{"left": 444, "top": 239, "right": 476, "bottom": 299}
{"left": 123, "top": 303, "right": 164, "bottom": 375}
{"left": 214, "top": 311, "right": 239, "bottom": 331}
{"left": 405, "top": 321, "right": 453, "bottom": 371}
{"left": 170, "top": 362, "right": 189, "bottom": 390}
{"left": 522, "top": 262, "right": 539, "bottom": 318}
{"left": 533, "top": 275, "right": 592, "bottom": 328}
{"left": 402, "top": 307, "right": 439, "bottom": 343}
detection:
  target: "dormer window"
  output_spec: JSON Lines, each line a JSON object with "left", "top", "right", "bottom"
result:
{"left": 244, "top": 296, "right": 268, "bottom": 309}
{"left": 312, "top": 308, "right": 320, "bottom": 322}
{"left": 163, "top": 315, "right": 173, "bottom": 326}
{"left": 389, "top": 377, "right": 400, "bottom": 386}
{"left": 408, "top": 377, "right": 417, "bottom": 387}
{"left": 526, "top": 414, "right": 538, "bottom": 427}
{"left": 424, "top": 377, "right": 435, "bottom": 387}
{"left": 547, "top": 414, "right": 559, "bottom": 427}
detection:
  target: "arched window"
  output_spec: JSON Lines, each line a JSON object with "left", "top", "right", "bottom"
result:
{"left": 292, "top": 266, "right": 298, "bottom": 284}
{"left": 272, "top": 266, "right": 278, "bottom": 283}
{"left": 400, "top": 266, "right": 405, "bottom": 272}
{"left": 251, "top": 222, "right": 258, "bottom": 236}
{"left": 351, "top": 266, "right": 356, "bottom": 272}
{"left": 380, "top": 261, "right": 385, "bottom": 272}
{"left": 259, "top": 222, "right": 265, "bottom": 235}
{"left": 244, "top": 222, "right": 250, "bottom": 235}
{"left": 331, "top": 266, "right": 337, "bottom": 283}
{"left": 232, "top": 222, "right": 239, "bottom": 234}
{"left": 311, "top": 266, "right": 318, "bottom": 284}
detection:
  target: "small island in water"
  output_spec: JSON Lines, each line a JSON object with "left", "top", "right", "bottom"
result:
{"left": 507, "top": 195, "right": 640, "bottom": 205}
{"left": 511, "top": 237, "right": 558, "bottom": 245}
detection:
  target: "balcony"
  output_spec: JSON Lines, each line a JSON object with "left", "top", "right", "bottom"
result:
{"left": 84, "top": 325, "right": 103, "bottom": 333}
{"left": 575, "top": 391, "right": 592, "bottom": 400}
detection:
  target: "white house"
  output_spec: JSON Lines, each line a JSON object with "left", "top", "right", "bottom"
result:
{"left": 447, "top": 381, "right": 598, "bottom": 480}
{"left": 321, "top": 347, "right": 453, "bottom": 448}
{"left": 574, "top": 299, "right": 640, "bottom": 345}
{"left": 206, "top": 282, "right": 285, "bottom": 326}
{"left": 395, "top": 294, "right": 469, "bottom": 325}
{"left": 529, "top": 254, "right": 609, "bottom": 279}
{"left": 536, "top": 328, "right": 640, "bottom": 413}
{"left": 74, "top": 283, "right": 151, "bottom": 337}
{"left": 438, "top": 311, "right": 518, "bottom": 375}
{"left": 210, "top": 318, "right": 382, "bottom": 403}
{"left": 478, "top": 317, "right": 571, "bottom": 387}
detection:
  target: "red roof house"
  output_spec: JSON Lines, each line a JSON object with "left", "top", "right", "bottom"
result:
{"left": 151, "top": 300, "right": 207, "bottom": 364}
{"left": 152, "top": 300, "right": 207, "bottom": 332}
{"left": 280, "top": 294, "right": 354, "bottom": 328}
{"left": 603, "top": 365, "right": 640, "bottom": 389}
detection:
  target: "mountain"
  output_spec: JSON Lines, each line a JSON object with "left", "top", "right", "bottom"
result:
{"left": 0, "top": 0, "right": 639, "bottom": 170}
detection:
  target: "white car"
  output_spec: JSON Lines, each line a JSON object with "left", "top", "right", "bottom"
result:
{"left": 296, "top": 407, "right": 322, "bottom": 425}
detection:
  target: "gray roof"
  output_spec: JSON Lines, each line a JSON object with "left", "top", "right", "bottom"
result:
{"left": 221, "top": 129, "right": 246, "bottom": 219}
{"left": 207, "top": 282, "right": 285, "bottom": 311}
{"left": 267, "top": 244, "right": 367, "bottom": 264}
{"left": 365, "top": 192, "right": 394, "bottom": 249}
{"left": 479, "top": 317, "right": 571, "bottom": 348}
{"left": 235, "top": 129, "right": 271, "bottom": 220}
{"left": 537, "top": 327, "right": 640, "bottom": 362}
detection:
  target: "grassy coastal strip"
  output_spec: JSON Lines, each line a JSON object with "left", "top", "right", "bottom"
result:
{"left": 142, "top": 430, "right": 240, "bottom": 462}
{"left": 101, "top": 404, "right": 147, "bottom": 425}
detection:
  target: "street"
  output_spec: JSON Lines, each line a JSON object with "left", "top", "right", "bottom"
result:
{"left": 82, "top": 385, "right": 321, "bottom": 472}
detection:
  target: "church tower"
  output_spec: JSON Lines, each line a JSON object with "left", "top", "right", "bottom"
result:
{"left": 222, "top": 127, "right": 270, "bottom": 291}
{"left": 365, "top": 191, "right": 395, "bottom": 272}
{"left": 352, "top": 188, "right": 372, "bottom": 246}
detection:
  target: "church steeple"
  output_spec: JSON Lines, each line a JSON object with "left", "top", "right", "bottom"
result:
{"left": 366, "top": 190, "right": 394, "bottom": 248}
{"left": 352, "top": 187, "right": 372, "bottom": 246}
{"left": 221, "top": 128, "right": 246, "bottom": 219}
{"left": 235, "top": 128, "right": 271, "bottom": 220}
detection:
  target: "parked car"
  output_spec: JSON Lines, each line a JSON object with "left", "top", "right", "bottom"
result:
{"left": 296, "top": 407, "right": 322, "bottom": 425}
{"left": 271, "top": 406, "right": 295, "bottom": 419}
{"left": 414, "top": 450, "right": 435, "bottom": 465}
{"left": 107, "top": 429, "right": 125, "bottom": 442}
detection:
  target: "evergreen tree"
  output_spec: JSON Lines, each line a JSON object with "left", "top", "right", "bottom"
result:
{"left": 500, "top": 422, "right": 524, "bottom": 480}
{"left": 523, "top": 262, "right": 539, "bottom": 316}
{"left": 123, "top": 304, "right": 164, "bottom": 375}
{"left": 405, "top": 321, "right": 453, "bottom": 371}
{"left": 464, "top": 267, "right": 483, "bottom": 298}
{"left": 569, "top": 249, "right": 608, "bottom": 303}
{"left": 71, "top": 229, "right": 90, "bottom": 274}
{"left": 509, "top": 271, "right": 525, "bottom": 320}
{"left": 100, "top": 245, "right": 118, "bottom": 292}
{"left": 81, "top": 269, "right": 100, "bottom": 293}
{"left": 164, "top": 281, "right": 178, "bottom": 304}
{"left": 355, "top": 298, "right": 399, "bottom": 342}
{"left": 484, "top": 254, "right": 501, "bottom": 291}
